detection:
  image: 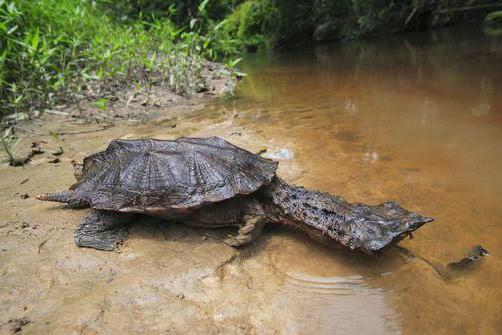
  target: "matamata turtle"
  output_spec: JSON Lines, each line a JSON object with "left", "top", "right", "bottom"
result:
{"left": 37, "top": 136, "right": 432, "bottom": 254}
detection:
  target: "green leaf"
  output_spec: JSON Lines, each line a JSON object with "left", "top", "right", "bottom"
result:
{"left": 95, "top": 98, "right": 107, "bottom": 111}
{"left": 198, "top": 0, "right": 211, "bottom": 14}
{"left": 213, "top": 20, "right": 225, "bottom": 31}
{"left": 190, "top": 18, "right": 197, "bottom": 30}
{"left": 31, "top": 27, "right": 40, "bottom": 51}
{"left": 173, "top": 27, "right": 184, "bottom": 38}
{"left": 7, "top": 2, "right": 17, "bottom": 14}
{"left": 13, "top": 95, "right": 23, "bottom": 104}
{"left": 148, "top": 52, "right": 156, "bottom": 69}
{"left": 0, "top": 49, "right": 6, "bottom": 63}
{"left": 234, "top": 71, "right": 247, "bottom": 77}
{"left": 7, "top": 24, "right": 18, "bottom": 35}
{"left": 82, "top": 71, "right": 100, "bottom": 81}
{"left": 228, "top": 57, "right": 242, "bottom": 68}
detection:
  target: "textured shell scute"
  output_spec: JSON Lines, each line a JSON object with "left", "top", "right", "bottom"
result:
{"left": 72, "top": 137, "right": 278, "bottom": 211}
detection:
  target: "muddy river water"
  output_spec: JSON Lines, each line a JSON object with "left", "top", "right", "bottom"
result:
{"left": 1, "top": 27, "right": 501, "bottom": 334}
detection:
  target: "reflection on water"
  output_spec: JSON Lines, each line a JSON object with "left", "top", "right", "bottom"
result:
{"left": 275, "top": 274, "right": 400, "bottom": 335}
{"left": 206, "top": 26, "right": 501, "bottom": 334}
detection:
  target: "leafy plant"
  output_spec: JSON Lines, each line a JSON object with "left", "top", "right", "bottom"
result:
{"left": 222, "top": 57, "right": 247, "bottom": 96}
{"left": 0, "top": 0, "right": 240, "bottom": 119}
{"left": 95, "top": 98, "right": 108, "bottom": 112}
{"left": 1, "top": 128, "right": 27, "bottom": 166}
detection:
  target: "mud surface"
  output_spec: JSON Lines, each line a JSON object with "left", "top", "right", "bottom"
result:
{"left": 1, "top": 27, "right": 502, "bottom": 334}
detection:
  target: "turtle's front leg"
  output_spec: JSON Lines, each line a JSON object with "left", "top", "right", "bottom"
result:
{"left": 225, "top": 215, "right": 267, "bottom": 247}
{"left": 74, "top": 209, "right": 133, "bottom": 251}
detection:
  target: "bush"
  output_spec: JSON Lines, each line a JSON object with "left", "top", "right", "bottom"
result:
{"left": 270, "top": 0, "right": 497, "bottom": 47}
{"left": 221, "top": 0, "right": 280, "bottom": 47}
{"left": 485, "top": 11, "right": 502, "bottom": 27}
{"left": 0, "top": 0, "right": 219, "bottom": 117}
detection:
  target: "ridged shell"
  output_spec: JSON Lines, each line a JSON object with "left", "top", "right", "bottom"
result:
{"left": 72, "top": 137, "right": 278, "bottom": 212}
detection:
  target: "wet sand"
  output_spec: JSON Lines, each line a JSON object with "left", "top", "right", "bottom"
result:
{"left": 1, "top": 27, "right": 501, "bottom": 334}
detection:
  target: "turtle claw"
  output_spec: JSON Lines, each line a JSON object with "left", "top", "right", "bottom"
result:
{"left": 224, "top": 235, "right": 241, "bottom": 247}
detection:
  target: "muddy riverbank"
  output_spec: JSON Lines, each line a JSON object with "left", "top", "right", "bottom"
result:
{"left": 0, "top": 109, "right": 313, "bottom": 334}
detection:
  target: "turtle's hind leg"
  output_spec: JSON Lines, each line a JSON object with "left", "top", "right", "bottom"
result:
{"left": 75, "top": 209, "right": 133, "bottom": 251}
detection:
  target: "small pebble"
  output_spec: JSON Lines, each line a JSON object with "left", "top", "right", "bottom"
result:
{"left": 262, "top": 148, "right": 294, "bottom": 160}
{"left": 31, "top": 147, "right": 44, "bottom": 155}
{"left": 51, "top": 146, "right": 64, "bottom": 156}
{"left": 201, "top": 235, "right": 207, "bottom": 241}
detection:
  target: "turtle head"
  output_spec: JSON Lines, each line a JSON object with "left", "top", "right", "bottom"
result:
{"left": 332, "top": 201, "right": 434, "bottom": 254}
{"left": 266, "top": 179, "right": 433, "bottom": 254}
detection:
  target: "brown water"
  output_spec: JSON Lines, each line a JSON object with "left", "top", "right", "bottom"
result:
{"left": 210, "top": 26, "right": 502, "bottom": 334}
{"left": 1, "top": 27, "right": 501, "bottom": 334}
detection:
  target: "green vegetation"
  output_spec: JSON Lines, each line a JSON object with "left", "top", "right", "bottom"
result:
{"left": 485, "top": 10, "right": 502, "bottom": 26}
{"left": 270, "top": 0, "right": 502, "bottom": 47}
{"left": 1, "top": 0, "right": 496, "bottom": 118}
{"left": 484, "top": 11, "right": 502, "bottom": 29}
{"left": 484, "top": 10, "right": 502, "bottom": 36}
{"left": 221, "top": 0, "right": 279, "bottom": 49}
{"left": 0, "top": 0, "right": 239, "bottom": 118}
